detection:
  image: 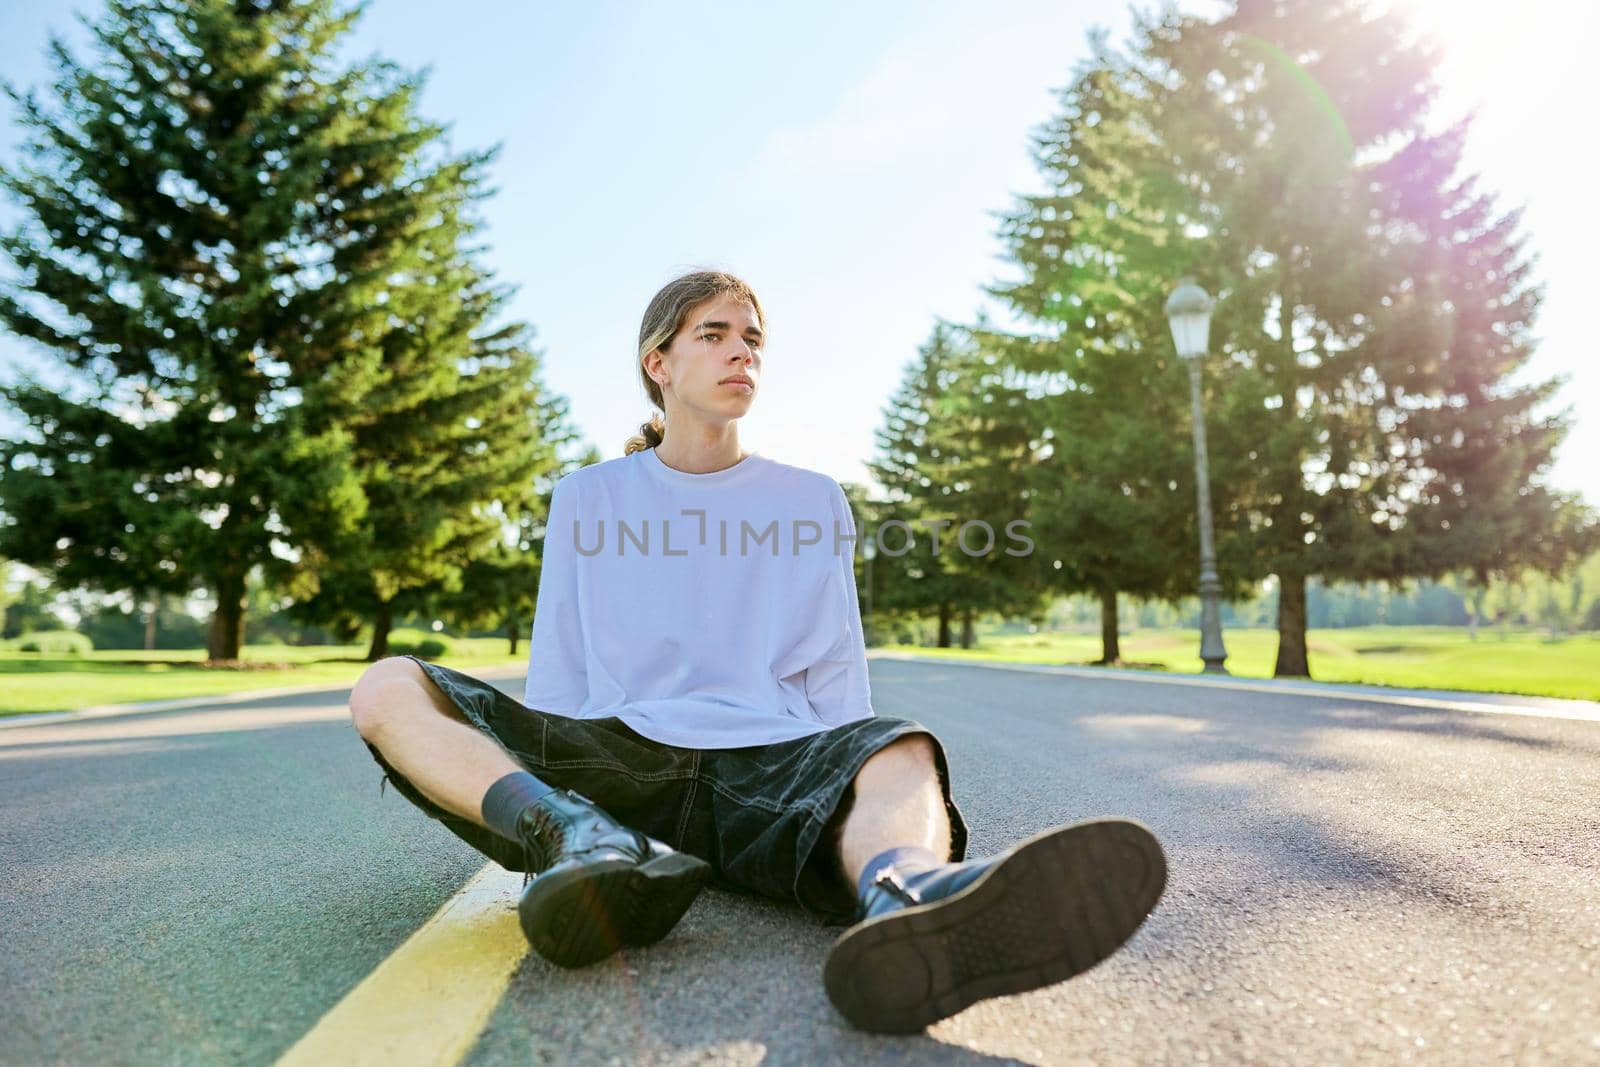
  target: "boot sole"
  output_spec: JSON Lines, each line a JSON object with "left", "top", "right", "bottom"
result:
{"left": 520, "top": 850, "right": 712, "bottom": 969}
{"left": 618, "top": 849, "right": 714, "bottom": 948}
{"left": 822, "top": 817, "right": 1167, "bottom": 1033}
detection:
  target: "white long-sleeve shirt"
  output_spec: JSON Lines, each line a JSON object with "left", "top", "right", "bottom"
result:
{"left": 522, "top": 446, "right": 874, "bottom": 749}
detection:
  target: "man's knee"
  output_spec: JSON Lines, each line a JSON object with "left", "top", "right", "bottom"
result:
{"left": 855, "top": 732, "right": 938, "bottom": 785}
{"left": 348, "top": 656, "right": 427, "bottom": 740}
{"left": 880, "top": 732, "right": 937, "bottom": 765}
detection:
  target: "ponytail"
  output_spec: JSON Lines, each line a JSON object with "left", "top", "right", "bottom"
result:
{"left": 623, "top": 412, "right": 666, "bottom": 455}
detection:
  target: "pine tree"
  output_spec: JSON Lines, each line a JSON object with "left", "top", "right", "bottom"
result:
{"left": 867, "top": 323, "right": 963, "bottom": 646}
{"left": 867, "top": 321, "right": 1045, "bottom": 648}
{"left": 440, "top": 433, "right": 600, "bottom": 657}
{"left": 0, "top": 0, "right": 573, "bottom": 661}
{"left": 933, "top": 316, "right": 1050, "bottom": 649}
{"left": 992, "top": 0, "right": 1594, "bottom": 676}
{"left": 985, "top": 37, "right": 1230, "bottom": 664}
{"left": 1184, "top": 0, "right": 1591, "bottom": 674}
{"left": 278, "top": 251, "right": 574, "bottom": 662}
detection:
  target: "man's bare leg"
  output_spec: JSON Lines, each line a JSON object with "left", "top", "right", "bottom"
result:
{"left": 823, "top": 729, "right": 1167, "bottom": 1033}
{"left": 348, "top": 656, "right": 712, "bottom": 968}
{"left": 836, "top": 734, "right": 951, "bottom": 889}
{"left": 348, "top": 656, "right": 521, "bottom": 825}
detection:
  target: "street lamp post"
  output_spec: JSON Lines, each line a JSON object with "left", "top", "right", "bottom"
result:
{"left": 1165, "top": 279, "right": 1229, "bottom": 674}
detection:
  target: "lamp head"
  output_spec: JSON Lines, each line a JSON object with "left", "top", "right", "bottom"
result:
{"left": 1164, "top": 278, "right": 1214, "bottom": 360}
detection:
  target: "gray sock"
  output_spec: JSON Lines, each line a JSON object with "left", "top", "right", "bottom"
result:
{"left": 481, "top": 771, "right": 558, "bottom": 841}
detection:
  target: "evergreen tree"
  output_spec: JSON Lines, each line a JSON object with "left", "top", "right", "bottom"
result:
{"left": 439, "top": 433, "right": 600, "bottom": 657}
{"left": 278, "top": 254, "right": 574, "bottom": 662}
{"left": 867, "top": 321, "right": 1046, "bottom": 648}
{"left": 1186, "top": 0, "right": 1590, "bottom": 673}
{"left": 0, "top": 0, "right": 571, "bottom": 661}
{"left": 867, "top": 323, "right": 969, "bottom": 647}
{"left": 934, "top": 317, "right": 1050, "bottom": 649}
{"left": 992, "top": 0, "right": 1594, "bottom": 676}
{"left": 985, "top": 39, "right": 1239, "bottom": 664}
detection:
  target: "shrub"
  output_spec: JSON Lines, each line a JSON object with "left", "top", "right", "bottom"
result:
{"left": 76, "top": 603, "right": 206, "bottom": 650}
{"left": 12, "top": 630, "right": 94, "bottom": 655}
{"left": 386, "top": 628, "right": 451, "bottom": 660}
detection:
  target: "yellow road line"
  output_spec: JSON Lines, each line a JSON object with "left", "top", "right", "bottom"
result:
{"left": 275, "top": 862, "right": 527, "bottom": 1067}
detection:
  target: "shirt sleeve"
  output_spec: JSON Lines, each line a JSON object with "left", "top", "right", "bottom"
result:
{"left": 523, "top": 474, "right": 588, "bottom": 713}
{"left": 803, "top": 480, "right": 875, "bottom": 725}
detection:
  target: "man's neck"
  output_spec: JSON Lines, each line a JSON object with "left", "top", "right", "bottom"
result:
{"left": 652, "top": 436, "right": 749, "bottom": 475}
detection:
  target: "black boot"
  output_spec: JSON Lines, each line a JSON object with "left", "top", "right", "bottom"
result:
{"left": 515, "top": 788, "right": 710, "bottom": 968}
{"left": 823, "top": 817, "right": 1167, "bottom": 1033}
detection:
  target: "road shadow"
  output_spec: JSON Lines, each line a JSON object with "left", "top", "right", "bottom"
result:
{"left": 473, "top": 884, "right": 1030, "bottom": 1066}
{"left": 875, "top": 659, "right": 1599, "bottom": 951}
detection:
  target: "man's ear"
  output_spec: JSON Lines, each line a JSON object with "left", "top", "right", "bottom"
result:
{"left": 644, "top": 348, "right": 670, "bottom": 387}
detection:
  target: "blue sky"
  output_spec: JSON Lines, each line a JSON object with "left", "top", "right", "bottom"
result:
{"left": 1, "top": 0, "right": 1593, "bottom": 509}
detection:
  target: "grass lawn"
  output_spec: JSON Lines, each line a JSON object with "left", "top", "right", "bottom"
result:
{"left": 0, "top": 640, "right": 527, "bottom": 716}
{"left": 4, "top": 626, "right": 1594, "bottom": 717}
{"left": 879, "top": 626, "right": 1600, "bottom": 703}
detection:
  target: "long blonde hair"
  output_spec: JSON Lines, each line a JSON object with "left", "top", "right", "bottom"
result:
{"left": 624, "top": 270, "right": 767, "bottom": 455}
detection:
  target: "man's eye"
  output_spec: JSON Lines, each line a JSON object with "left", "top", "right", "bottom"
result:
{"left": 701, "top": 332, "right": 760, "bottom": 350}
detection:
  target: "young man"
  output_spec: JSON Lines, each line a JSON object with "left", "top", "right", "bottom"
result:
{"left": 350, "top": 270, "right": 1167, "bottom": 1033}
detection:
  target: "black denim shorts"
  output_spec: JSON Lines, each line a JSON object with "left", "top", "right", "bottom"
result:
{"left": 364, "top": 657, "right": 970, "bottom": 925}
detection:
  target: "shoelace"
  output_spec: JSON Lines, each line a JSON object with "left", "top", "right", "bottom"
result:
{"left": 518, "top": 801, "right": 566, "bottom": 888}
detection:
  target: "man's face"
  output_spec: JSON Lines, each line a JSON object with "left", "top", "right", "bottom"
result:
{"left": 649, "top": 295, "right": 764, "bottom": 419}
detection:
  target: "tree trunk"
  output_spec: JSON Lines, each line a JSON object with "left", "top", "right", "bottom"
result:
{"left": 960, "top": 607, "right": 975, "bottom": 649}
{"left": 937, "top": 603, "right": 952, "bottom": 647}
{"left": 366, "top": 601, "right": 393, "bottom": 662}
{"left": 1097, "top": 587, "right": 1120, "bottom": 665}
{"left": 1468, "top": 584, "right": 1487, "bottom": 642}
{"left": 143, "top": 593, "right": 157, "bottom": 651}
{"left": 506, "top": 616, "right": 520, "bottom": 657}
{"left": 1273, "top": 572, "right": 1311, "bottom": 677}
{"left": 206, "top": 572, "right": 246, "bottom": 662}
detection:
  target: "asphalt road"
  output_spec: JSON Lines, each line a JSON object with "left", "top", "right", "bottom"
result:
{"left": 2, "top": 659, "right": 1596, "bottom": 1066}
